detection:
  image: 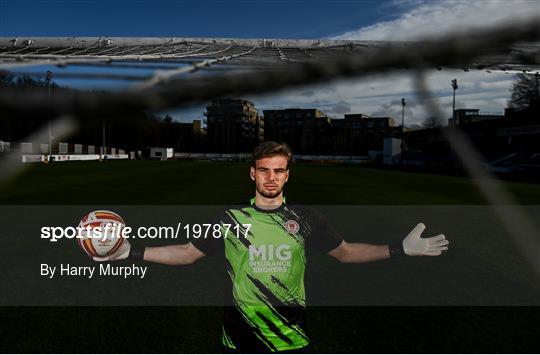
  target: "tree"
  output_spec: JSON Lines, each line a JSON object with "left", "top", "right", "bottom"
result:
{"left": 508, "top": 73, "right": 540, "bottom": 111}
{"left": 0, "top": 72, "right": 59, "bottom": 91}
{"left": 0, "top": 73, "right": 165, "bottom": 148}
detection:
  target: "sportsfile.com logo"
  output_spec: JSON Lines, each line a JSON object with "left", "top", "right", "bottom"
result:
{"left": 40, "top": 223, "right": 253, "bottom": 242}
{"left": 40, "top": 223, "right": 127, "bottom": 242}
{"left": 40, "top": 210, "right": 252, "bottom": 243}
{"left": 41, "top": 210, "right": 128, "bottom": 243}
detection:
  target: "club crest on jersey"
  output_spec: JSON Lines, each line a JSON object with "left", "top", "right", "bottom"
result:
{"left": 285, "top": 220, "right": 300, "bottom": 234}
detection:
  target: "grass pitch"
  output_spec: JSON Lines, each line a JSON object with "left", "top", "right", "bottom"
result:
{"left": 1, "top": 160, "right": 540, "bottom": 204}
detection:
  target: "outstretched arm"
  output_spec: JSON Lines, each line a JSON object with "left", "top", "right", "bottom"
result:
{"left": 328, "top": 241, "right": 390, "bottom": 263}
{"left": 328, "top": 223, "right": 449, "bottom": 263}
{"left": 144, "top": 242, "right": 205, "bottom": 265}
{"left": 92, "top": 239, "right": 206, "bottom": 265}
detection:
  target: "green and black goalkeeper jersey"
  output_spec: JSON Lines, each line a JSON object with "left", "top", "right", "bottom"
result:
{"left": 192, "top": 199, "right": 343, "bottom": 352}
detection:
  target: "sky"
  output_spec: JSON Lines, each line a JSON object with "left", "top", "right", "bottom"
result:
{"left": 1, "top": 0, "right": 539, "bottom": 126}
{"left": 0, "top": 0, "right": 398, "bottom": 39}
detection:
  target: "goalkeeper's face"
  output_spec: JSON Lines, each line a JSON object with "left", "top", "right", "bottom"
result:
{"left": 250, "top": 156, "right": 289, "bottom": 199}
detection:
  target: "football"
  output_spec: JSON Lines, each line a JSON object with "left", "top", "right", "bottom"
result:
{"left": 77, "top": 210, "right": 126, "bottom": 257}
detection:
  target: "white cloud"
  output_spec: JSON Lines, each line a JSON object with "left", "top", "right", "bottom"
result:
{"left": 331, "top": 100, "right": 352, "bottom": 114}
{"left": 173, "top": 1, "right": 530, "bottom": 124}
{"left": 333, "top": 0, "right": 539, "bottom": 41}
{"left": 478, "top": 79, "right": 513, "bottom": 90}
{"left": 170, "top": 69, "right": 513, "bottom": 125}
{"left": 248, "top": 69, "right": 512, "bottom": 126}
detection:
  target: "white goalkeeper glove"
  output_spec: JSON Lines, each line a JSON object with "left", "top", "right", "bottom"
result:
{"left": 402, "top": 223, "right": 449, "bottom": 256}
{"left": 92, "top": 238, "right": 131, "bottom": 262}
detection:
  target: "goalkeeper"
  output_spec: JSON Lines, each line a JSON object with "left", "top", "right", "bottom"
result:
{"left": 96, "top": 141, "right": 449, "bottom": 353}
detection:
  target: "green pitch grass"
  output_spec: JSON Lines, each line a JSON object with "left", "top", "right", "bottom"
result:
{"left": 1, "top": 160, "right": 539, "bottom": 204}
{"left": 0, "top": 160, "right": 539, "bottom": 353}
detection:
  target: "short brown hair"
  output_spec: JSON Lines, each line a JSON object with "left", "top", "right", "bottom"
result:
{"left": 252, "top": 141, "right": 292, "bottom": 167}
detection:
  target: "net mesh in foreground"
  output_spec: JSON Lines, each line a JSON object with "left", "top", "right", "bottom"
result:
{"left": 0, "top": 19, "right": 539, "bottom": 277}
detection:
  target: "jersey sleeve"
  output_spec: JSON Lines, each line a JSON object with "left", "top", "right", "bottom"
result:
{"left": 190, "top": 211, "right": 230, "bottom": 256}
{"left": 301, "top": 207, "right": 344, "bottom": 253}
{"left": 190, "top": 233, "right": 223, "bottom": 255}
